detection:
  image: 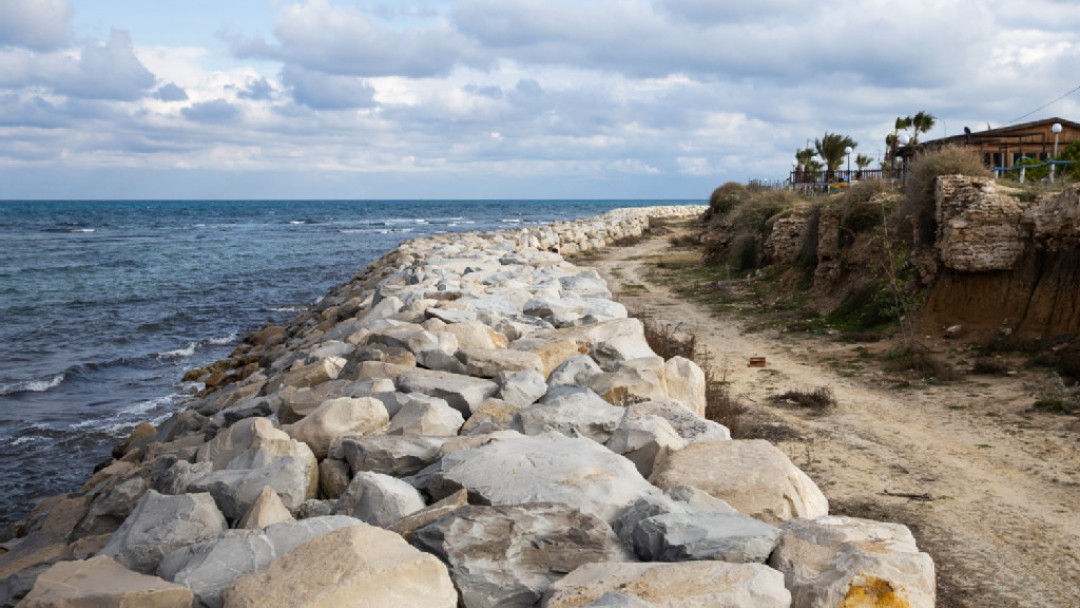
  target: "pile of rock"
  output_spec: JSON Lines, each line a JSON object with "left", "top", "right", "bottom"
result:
{"left": 0, "top": 206, "right": 935, "bottom": 607}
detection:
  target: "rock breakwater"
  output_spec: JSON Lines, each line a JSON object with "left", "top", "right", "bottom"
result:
{"left": 0, "top": 206, "right": 935, "bottom": 607}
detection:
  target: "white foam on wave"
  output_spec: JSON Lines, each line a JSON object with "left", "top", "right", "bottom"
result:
{"left": 265, "top": 305, "right": 304, "bottom": 313}
{"left": 69, "top": 394, "right": 181, "bottom": 432}
{"left": 157, "top": 342, "right": 196, "bottom": 359}
{"left": 289, "top": 220, "right": 306, "bottom": 225}
{"left": 205, "top": 332, "right": 238, "bottom": 346}
{"left": 0, "top": 373, "right": 66, "bottom": 396}
{"left": 501, "top": 219, "right": 522, "bottom": 224}
{"left": 73, "top": 228, "right": 96, "bottom": 233}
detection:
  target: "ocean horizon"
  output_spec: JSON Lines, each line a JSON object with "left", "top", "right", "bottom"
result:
{"left": 0, "top": 198, "right": 701, "bottom": 530}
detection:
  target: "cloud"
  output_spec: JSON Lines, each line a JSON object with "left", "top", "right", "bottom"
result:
{"left": 153, "top": 82, "right": 188, "bottom": 101}
{"left": 233, "top": 0, "right": 478, "bottom": 78}
{"left": 238, "top": 77, "right": 274, "bottom": 101}
{"left": 0, "top": 29, "right": 157, "bottom": 101}
{"left": 182, "top": 99, "right": 240, "bottom": 123}
{"left": 281, "top": 65, "right": 375, "bottom": 109}
{"left": 0, "top": 0, "right": 72, "bottom": 51}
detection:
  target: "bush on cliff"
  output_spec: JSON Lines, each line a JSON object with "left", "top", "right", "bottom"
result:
{"left": 902, "top": 145, "right": 991, "bottom": 245}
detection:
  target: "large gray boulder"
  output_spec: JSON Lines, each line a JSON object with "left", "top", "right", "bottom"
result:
{"left": 624, "top": 398, "right": 730, "bottom": 443}
{"left": 396, "top": 369, "right": 499, "bottom": 417}
{"left": 221, "top": 525, "right": 457, "bottom": 608}
{"left": 158, "top": 516, "right": 364, "bottom": 608}
{"left": 497, "top": 369, "right": 548, "bottom": 408}
{"left": 606, "top": 414, "right": 685, "bottom": 477}
{"left": 413, "top": 503, "right": 626, "bottom": 608}
{"left": 543, "top": 561, "right": 791, "bottom": 608}
{"left": 336, "top": 435, "right": 447, "bottom": 477}
{"left": 388, "top": 394, "right": 464, "bottom": 436}
{"left": 284, "top": 396, "right": 389, "bottom": 459}
{"left": 184, "top": 418, "right": 318, "bottom": 520}
{"left": 334, "top": 472, "right": 426, "bottom": 528}
{"left": 512, "top": 387, "right": 624, "bottom": 443}
{"left": 611, "top": 487, "right": 737, "bottom": 555}
{"left": 414, "top": 433, "right": 659, "bottom": 523}
{"left": 99, "top": 490, "right": 227, "bottom": 574}
{"left": 650, "top": 439, "right": 828, "bottom": 525}
{"left": 19, "top": 556, "right": 193, "bottom": 608}
{"left": 632, "top": 512, "right": 780, "bottom": 563}
{"left": 768, "top": 516, "right": 936, "bottom": 608}
{"left": 546, "top": 355, "right": 603, "bottom": 389}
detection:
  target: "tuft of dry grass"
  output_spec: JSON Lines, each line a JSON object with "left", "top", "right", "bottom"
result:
{"left": 638, "top": 315, "right": 748, "bottom": 436}
{"left": 971, "top": 358, "right": 1010, "bottom": 376}
{"left": 771, "top": 386, "right": 837, "bottom": 412}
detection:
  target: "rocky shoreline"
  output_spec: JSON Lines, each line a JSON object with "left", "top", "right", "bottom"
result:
{"left": 0, "top": 206, "right": 934, "bottom": 607}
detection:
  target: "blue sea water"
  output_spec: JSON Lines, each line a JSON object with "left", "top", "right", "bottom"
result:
{"left": 0, "top": 199, "right": 698, "bottom": 530}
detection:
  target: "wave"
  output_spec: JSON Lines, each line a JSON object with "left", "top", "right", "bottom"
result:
{"left": 0, "top": 373, "right": 66, "bottom": 396}
{"left": 205, "top": 332, "right": 238, "bottom": 346}
{"left": 263, "top": 305, "right": 305, "bottom": 313}
{"left": 68, "top": 393, "right": 182, "bottom": 433}
{"left": 501, "top": 219, "right": 522, "bottom": 224}
{"left": 157, "top": 343, "right": 196, "bottom": 360}
{"left": 288, "top": 218, "right": 318, "bottom": 225}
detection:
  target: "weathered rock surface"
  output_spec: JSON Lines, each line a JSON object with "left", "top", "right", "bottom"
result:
{"left": 606, "top": 414, "right": 685, "bottom": 477}
{"left": 387, "top": 394, "right": 465, "bottom": 436}
{"left": 99, "top": 490, "right": 227, "bottom": 574}
{"left": 221, "top": 525, "right": 457, "bottom": 608}
{"left": 19, "top": 556, "right": 193, "bottom": 608}
{"left": 336, "top": 434, "right": 446, "bottom": 477}
{"left": 415, "top": 433, "right": 659, "bottom": 523}
{"left": 650, "top": 439, "right": 827, "bottom": 524}
{"left": 236, "top": 485, "right": 293, "bottom": 530}
{"left": 157, "top": 515, "right": 363, "bottom": 608}
{"left": 414, "top": 503, "right": 626, "bottom": 608}
{"left": 769, "top": 516, "right": 935, "bottom": 608}
{"left": 632, "top": 511, "right": 780, "bottom": 563}
{"left": 513, "top": 386, "right": 624, "bottom": 443}
{"left": 396, "top": 369, "right": 499, "bottom": 417}
{"left": 542, "top": 561, "right": 791, "bottom": 608}
{"left": 333, "top": 472, "right": 425, "bottom": 527}
{"left": 285, "top": 396, "right": 389, "bottom": 459}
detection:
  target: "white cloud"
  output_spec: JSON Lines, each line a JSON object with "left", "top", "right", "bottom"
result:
{"left": 3, "top": 0, "right": 1080, "bottom": 198}
{"left": 0, "top": 0, "right": 72, "bottom": 51}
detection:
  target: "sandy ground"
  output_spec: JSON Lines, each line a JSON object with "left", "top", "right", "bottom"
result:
{"left": 585, "top": 223, "right": 1080, "bottom": 608}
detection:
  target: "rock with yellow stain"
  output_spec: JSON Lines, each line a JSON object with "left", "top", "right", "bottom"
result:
{"left": 768, "top": 516, "right": 935, "bottom": 608}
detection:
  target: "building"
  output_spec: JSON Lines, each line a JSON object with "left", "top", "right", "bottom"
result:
{"left": 899, "top": 117, "right": 1080, "bottom": 169}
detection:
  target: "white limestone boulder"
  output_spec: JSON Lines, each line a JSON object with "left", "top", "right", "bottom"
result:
{"left": 632, "top": 511, "right": 781, "bottom": 563}
{"left": 158, "top": 516, "right": 364, "bottom": 608}
{"left": 542, "top": 561, "right": 791, "bottom": 608}
{"left": 605, "top": 413, "right": 685, "bottom": 477}
{"left": 388, "top": 394, "right": 465, "bottom": 436}
{"left": 649, "top": 439, "right": 828, "bottom": 525}
{"left": 414, "top": 503, "right": 627, "bottom": 608}
{"left": 220, "top": 525, "right": 457, "bottom": 608}
{"left": 396, "top": 369, "right": 500, "bottom": 417}
{"left": 99, "top": 490, "right": 227, "bottom": 575}
{"left": 334, "top": 472, "right": 426, "bottom": 528}
{"left": 497, "top": 369, "right": 548, "bottom": 408}
{"left": 19, "top": 556, "right": 193, "bottom": 608}
{"left": 285, "top": 396, "right": 389, "bottom": 459}
{"left": 768, "top": 516, "right": 935, "bottom": 608}
{"left": 414, "top": 432, "right": 660, "bottom": 524}
{"left": 512, "top": 386, "right": 624, "bottom": 443}
{"left": 336, "top": 435, "right": 447, "bottom": 477}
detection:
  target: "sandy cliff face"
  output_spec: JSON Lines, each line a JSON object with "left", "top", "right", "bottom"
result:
{"left": 922, "top": 177, "right": 1080, "bottom": 339}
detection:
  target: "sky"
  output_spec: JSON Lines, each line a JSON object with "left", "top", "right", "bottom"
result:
{"left": 1, "top": 0, "right": 1078, "bottom": 199}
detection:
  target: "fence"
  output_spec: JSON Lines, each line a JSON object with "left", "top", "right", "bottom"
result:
{"left": 788, "top": 168, "right": 902, "bottom": 193}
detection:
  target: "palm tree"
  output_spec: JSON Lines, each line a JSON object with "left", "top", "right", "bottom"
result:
{"left": 910, "top": 111, "right": 936, "bottom": 145}
{"left": 855, "top": 153, "right": 873, "bottom": 179}
{"left": 794, "top": 147, "right": 815, "bottom": 182}
{"left": 814, "top": 132, "right": 857, "bottom": 180}
{"left": 886, "top": 116, "right": 912, "bottom": 172}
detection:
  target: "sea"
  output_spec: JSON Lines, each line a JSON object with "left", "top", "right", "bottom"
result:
{"left": 0, "top": 199, "right": 699, "bottom": 532}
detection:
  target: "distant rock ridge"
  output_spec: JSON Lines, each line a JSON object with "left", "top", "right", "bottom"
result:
{"left": 0, "top": 205, "right": 935, "bottom": 608}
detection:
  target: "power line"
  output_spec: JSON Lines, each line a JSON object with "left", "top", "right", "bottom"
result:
{"left": 1003, "top": 84, "right": 1080, "bottom": 125}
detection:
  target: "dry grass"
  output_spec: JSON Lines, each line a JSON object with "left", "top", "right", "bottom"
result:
{"left": 771, "top": 386, "right": 837, "bottom": 412}
{"left": 638, "top": 315, "right": 748, "bottom": 436}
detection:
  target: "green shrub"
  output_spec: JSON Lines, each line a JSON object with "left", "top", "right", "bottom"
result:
{"left": 903, "top": 145, "right": 991, "bottom": 245}
{"left": 705, "top": 182, "right": 748, "bottom": 221}
{"left": 826, "top": 284, "right": 897, "bottom": 331}
{"left": 729, "top": 233, "right": 759, "bottom": 272}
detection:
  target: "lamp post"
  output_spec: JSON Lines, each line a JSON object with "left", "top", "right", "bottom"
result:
{"left": 844, "top": 146, "right": 853, "bottom": 182}
{"left": 898, "top": 134, "right": 910, "bottom": 180}
{"left": 1051, "top": 122, "right": 1062, "bottom": 183}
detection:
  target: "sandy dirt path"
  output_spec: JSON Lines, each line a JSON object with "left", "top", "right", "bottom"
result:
{"left": 585, "top": 223, "right": 1080, "bottom": 608}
